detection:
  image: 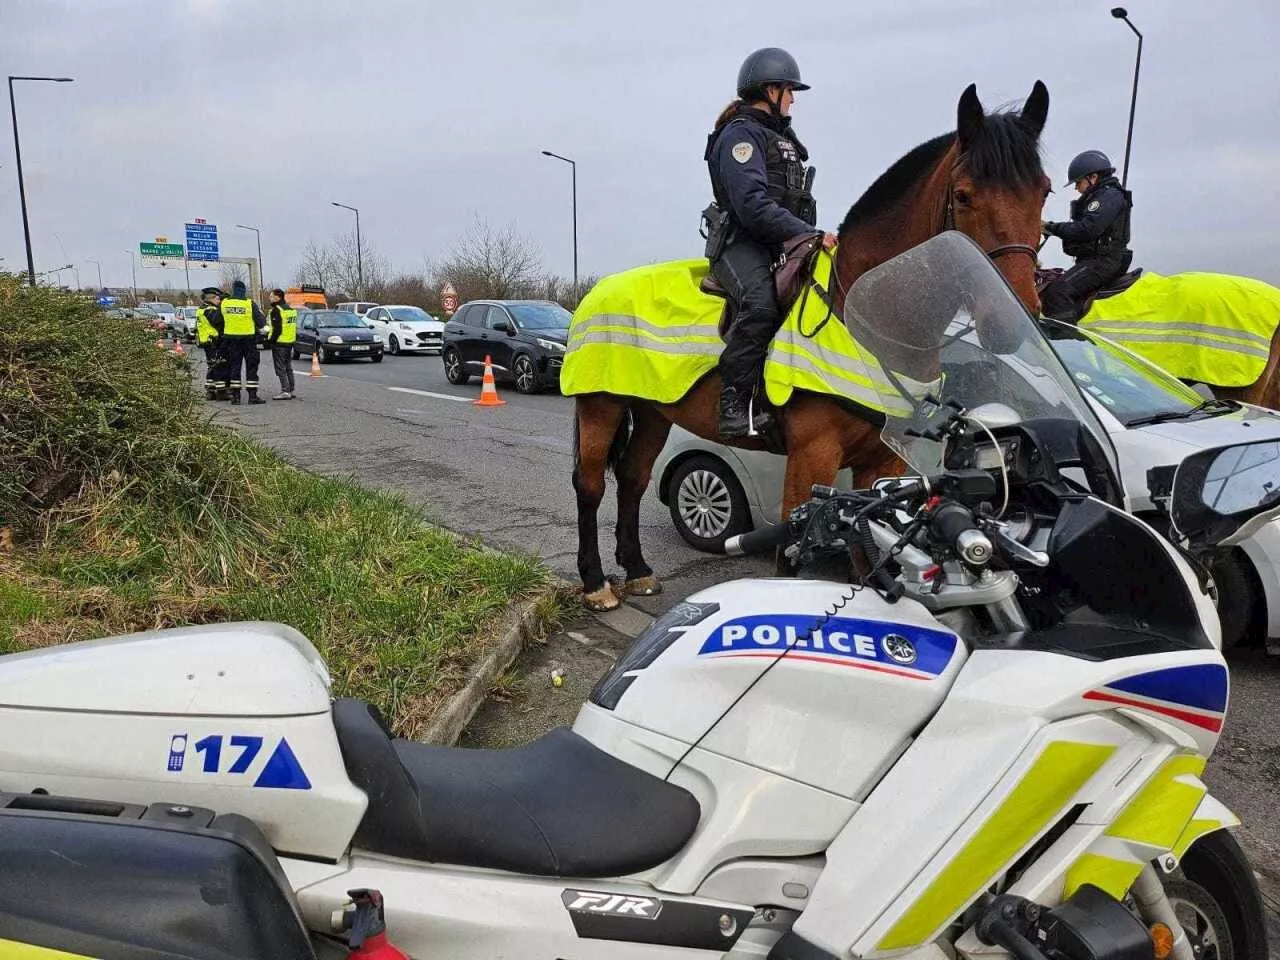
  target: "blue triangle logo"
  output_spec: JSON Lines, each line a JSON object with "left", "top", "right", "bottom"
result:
{"left": 253, "top": 738, "right": 312, "bottom": 790}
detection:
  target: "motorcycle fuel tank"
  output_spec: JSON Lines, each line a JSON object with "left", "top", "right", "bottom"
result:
{"left": 586, "top": 579, "right": 968, "bottom": 800}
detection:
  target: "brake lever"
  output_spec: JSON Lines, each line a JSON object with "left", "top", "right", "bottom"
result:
{"left": 986, "top": 522, "right": 1050, "bottom": 568}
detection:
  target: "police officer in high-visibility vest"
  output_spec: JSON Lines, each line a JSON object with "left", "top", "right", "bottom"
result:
{"left": 702, "top": 48, "right": 836, "bottom": 438}
{"left": 1040, "top": 150, "right": 1133, "bottom": 323}
{"left": 264, "top": 288, "right": 298, "bottom": 400}
{"left": 197, "top": 287, "right": 227, "bottom": 400}
{"left": 218, "top": 279, "right": 267, "bottom": 405}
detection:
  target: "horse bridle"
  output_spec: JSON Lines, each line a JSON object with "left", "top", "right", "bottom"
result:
{"left": 942, "top": 180, "right": 1041, "bottom": 264}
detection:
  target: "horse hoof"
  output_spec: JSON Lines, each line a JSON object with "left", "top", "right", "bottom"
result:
{"left": 624, "top": 575, "right": 663, "bottom": 597}
{"left": 583, "top": 584, "right": 622, "bottom": 612}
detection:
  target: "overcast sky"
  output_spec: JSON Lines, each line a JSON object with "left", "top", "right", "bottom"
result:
{"left": 3, "top": 0, "right": 1278, "bottom": 293}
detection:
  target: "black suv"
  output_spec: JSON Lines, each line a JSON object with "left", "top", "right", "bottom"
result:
{"left": 441, "top": 300, "right": 571, "bottom": 394}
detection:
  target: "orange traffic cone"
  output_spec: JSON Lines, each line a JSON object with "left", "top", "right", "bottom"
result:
{"left": 309, "top": 348, "right": 326, "bottom": 378}
{"left": 474, "top": 355, "right": 506, "bottom": 406}
{"left": 173, "top": 341, "right": 186, "bottom": 357}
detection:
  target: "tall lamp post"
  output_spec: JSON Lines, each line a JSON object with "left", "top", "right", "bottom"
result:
{"left": 86, "top": 257, "right": 102, "bottom": 289}
{"left": 540, "top": 150, "right": 578, "bottom": 295}
{"left": 8, "top": 75, "right": 74, "bottom": 285}
{"left": 330, "top": 202, "right": 363, "bottom": 299}
{"left": 236, "top": 223, "right": 263, "bottom": 298}
{"left": 1110, "top": 8, "right": 1143, "bottom": 188}
{"left": 124, "top": 250, "right": 137, "bottom": 300}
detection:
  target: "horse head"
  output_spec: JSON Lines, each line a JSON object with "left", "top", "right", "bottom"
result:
{"left": 947, "top": 80, "right": 1052, "bottom": 314}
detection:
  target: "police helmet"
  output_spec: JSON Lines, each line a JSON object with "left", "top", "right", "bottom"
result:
{"left": 737, "top": 48, "right": 810, "bottom": 99}
{"left": 1065, "top": 150, "right": 1114, "bottom": 186}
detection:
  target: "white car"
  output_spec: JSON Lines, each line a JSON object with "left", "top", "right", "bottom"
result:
{"left": 654, "top": 321, "right": 1280, "bottom": 651}
{"left": 174, "top": 306, "right": 200, "bottom": 342}
{"left": 363, "top": 304, "right": 445, "bottom": 355}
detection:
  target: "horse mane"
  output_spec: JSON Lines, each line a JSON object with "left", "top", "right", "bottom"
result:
{"left": 839, "top": 111, "right": 1044, "bottom": 234}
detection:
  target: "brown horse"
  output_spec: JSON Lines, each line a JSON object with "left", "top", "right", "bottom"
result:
{"left": 572, "top": 81, "right": 1053, "bottom": 610}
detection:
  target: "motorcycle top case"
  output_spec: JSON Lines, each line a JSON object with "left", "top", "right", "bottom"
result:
{"left": 0, "top": 793, "right": 316, "bottom": 960}
{"left": 0, "top": 622, "right": 368, "bottom": 860}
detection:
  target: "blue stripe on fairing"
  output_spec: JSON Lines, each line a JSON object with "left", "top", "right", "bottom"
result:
{"left": 1106, "top": 663, "right": 1228, "bottom": 713}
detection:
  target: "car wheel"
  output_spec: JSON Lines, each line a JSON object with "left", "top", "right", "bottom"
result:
{"left": 389, "top": 334, "right": 400, "bottom": 356}
{"left": 319, "top": 348, "right": 330, "bottom": 364}
{"left": 513, "top": 353, "right": 538, "bottom": 394}
{"left": 443, "top": 346, "right": 469, "bottom": 385}
{"left": 1210, "top": 552, "right": 1261, "bottom": 650}
{"left": 370, "top": 351, "right": 383, "bottom": 364}
{"left": 668, "top": 454, "right": 752, "bottom": 553}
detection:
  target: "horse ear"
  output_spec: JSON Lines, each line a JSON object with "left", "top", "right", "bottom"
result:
{"left": 957, "top": 83, "right": 985, "bottom": 149}
{"left": 1021, "top": 80, "right": 1049, "bottom": 138}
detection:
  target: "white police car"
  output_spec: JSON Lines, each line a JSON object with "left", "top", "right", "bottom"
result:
{"left": 654, "top": 321, "right": 1280, "bottom": 651}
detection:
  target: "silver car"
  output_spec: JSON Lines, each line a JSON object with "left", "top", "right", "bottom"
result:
{"left": 654, "top": 322, "right": 1280, "bottom": 651}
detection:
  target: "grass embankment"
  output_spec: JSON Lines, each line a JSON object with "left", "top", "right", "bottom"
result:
{"left": 0, "top": 275, "right": 558, "bottom": 737}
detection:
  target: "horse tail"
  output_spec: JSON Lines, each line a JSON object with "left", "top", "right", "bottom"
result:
{"left": 606, "top": 408, "right": 634, "bottom": 477}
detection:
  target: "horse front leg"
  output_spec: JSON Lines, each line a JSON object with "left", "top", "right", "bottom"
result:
{"left": 614, "top": 405, "right": 672, "bottom": 596}
{"left": 574, "top": 396, "right": 628, "bottom": 611}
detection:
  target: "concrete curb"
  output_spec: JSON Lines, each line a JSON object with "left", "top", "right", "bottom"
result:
{"left": 421, "top": 589, "right": 558, "bottom": 746}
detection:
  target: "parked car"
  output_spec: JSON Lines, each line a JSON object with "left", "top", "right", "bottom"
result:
{"left": 441, "top": 300, "right": 571, "bottom": 394}
{"left": 174, "top": 306, "right": 201, "bottom": 342}
{"left": 653, "top": 320, "right": 1280, "bottom": 650}
{"left": 364, "top": 305, "right": 444, "bottom": 355}
{"left": 139, "top": 301, "right": 178, "bottom": 335}
{"left": 292, "top": 309, "right": 383, "bottom": 363}
{"left": 129, "top": 306, "right": 167, "bottom": 332}
{"left": 333, "top": 301, "right": 379, "bottom": 318}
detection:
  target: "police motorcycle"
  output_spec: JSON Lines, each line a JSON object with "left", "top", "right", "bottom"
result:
{"left": 0, "top": 234, "right": 1275, "bottom": 960}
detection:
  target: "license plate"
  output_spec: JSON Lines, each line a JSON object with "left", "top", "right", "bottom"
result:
{"left": 351, "top": 345, "right": 370, "bottom": 352}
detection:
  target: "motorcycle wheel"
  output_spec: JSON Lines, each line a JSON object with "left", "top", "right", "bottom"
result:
{"left": 1174, "top": 830, "right": 1270, "bottom": 960}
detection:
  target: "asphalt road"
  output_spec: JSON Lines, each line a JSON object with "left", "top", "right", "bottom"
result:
{"left": 214, "top": 350, "right": 1280, "bottom": 919}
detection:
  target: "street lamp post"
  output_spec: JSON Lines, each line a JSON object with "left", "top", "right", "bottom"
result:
{"left": 330, "top": 202, "right": 363, "bottom": 299}
{"left": 86, "top": 257, "right": 102, "bottom": 289}
{"left": 8, "top": 75, "right": 74, "bottom": 285}
{"left": 541, "top": 150, "right": 578, "bottom": 295}
{"left": 125, "top": 250, "right": 136, "bottom": 300}
{"left": 236, "top": 223, "right": 263, "bottom": 298}
{"left": 1110, "top": 8, "right": 1143, "bottom": 188}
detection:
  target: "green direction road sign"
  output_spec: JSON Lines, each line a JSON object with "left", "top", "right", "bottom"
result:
{"left": 139, "top": 242, "right": 185, "bottom": 259}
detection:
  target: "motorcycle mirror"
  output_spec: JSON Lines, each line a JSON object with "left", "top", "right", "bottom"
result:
{"left": 1171, "top": 439, "right": 1280, "bottom": 549}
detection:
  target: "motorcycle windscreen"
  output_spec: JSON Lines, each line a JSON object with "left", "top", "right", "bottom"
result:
{"left": 839, "top": 231, "right": 1119, "bottom": 484}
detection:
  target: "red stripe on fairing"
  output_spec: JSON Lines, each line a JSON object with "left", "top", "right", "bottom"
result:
{"left": 1083, "top": 689, "right": 1224, "bottom": 733}
{"left": 708, "top": 651, "right": 934, "bottom": 681}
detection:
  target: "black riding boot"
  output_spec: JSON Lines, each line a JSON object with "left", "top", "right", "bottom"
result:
{"left": 719, "top": 384, "right": 751, "bottom": 439}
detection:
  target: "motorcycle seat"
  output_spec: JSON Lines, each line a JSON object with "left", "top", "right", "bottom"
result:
{"left": 331, "top": 698, "right": 702, "bottom": 877}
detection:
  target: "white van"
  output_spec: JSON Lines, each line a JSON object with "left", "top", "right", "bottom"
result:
{"left": 333, "top": 301, "right": 379, "bottom": 317}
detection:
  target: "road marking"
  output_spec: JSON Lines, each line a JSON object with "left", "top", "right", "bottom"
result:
{"left": 387, "top": 387, "right": 473, "bottom": 404}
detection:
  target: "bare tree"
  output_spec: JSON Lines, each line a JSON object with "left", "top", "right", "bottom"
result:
{"left": 431, "top": 219, "right": 544, "bottom": 302}
{"left": 292, "top": 232, "right": 388, "bottom": 300}
{"left": 220, "top": 262, "right": 249, "bottom": 288}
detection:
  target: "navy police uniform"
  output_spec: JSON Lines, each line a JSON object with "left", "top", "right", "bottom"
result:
{"left": 705, "top": 104, "right": 817, "bottom": 436}
{"left": 1041, "top": 173, "right": 1133, "bottom": 322}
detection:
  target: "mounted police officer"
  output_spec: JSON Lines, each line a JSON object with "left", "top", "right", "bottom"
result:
{"left": 1040, "top": 150, "right": 1133, "bottom": 323}
{"left": 703, "top": 47, "right": 835, "bottom": 439}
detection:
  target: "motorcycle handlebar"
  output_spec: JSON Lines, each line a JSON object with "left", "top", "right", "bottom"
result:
{"left": 724, "top": 522, "right": 792, "bottom": 557}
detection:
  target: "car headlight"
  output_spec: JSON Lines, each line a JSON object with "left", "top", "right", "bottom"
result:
{"left": 536, "top": 338, "right": 566, "bottom": 353}
{"left": 326, "top": 335, "right": 344, "bottom": 344}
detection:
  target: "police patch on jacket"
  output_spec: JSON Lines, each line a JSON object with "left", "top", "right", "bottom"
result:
{"left": 1087, "top": 200, "right": 1101, "bottom": 212}
{"left": 731, "top": 142, "right": 754, "bottom": 164}
{"left": 776, "top": 141, "right": 798, "bottom": 162}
